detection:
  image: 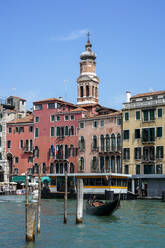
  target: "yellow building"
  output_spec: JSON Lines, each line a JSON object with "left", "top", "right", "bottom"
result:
{"left": 122, "top": 91, "right": 165, "bottom": 197}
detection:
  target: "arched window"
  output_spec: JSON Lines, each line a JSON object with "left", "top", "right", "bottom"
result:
{"left": 56, "top": 163, "right": 59, "bottom": 173}
{"left": 60, "top": 163, "right": 63, "bottom": 174}
{"left": 33, "top": 146, "right": 39, "bottom": 158}
{"left": 111, "top": 156, "right": 115, "bottom": 173}
{"left": 50, "top": 163, "right": 54, "bottom": 173}
{"left": 117, "top": 134, "right": 121, "bottom": 151}
{"left": 91, "top": 156, "right": 98, "bottom": 172}
{"left": 78, "top": 136, "right": 85, "bottom": 152}
{"left": 42, "top": 163, "right": 46, "bottom": 174}
{"left": 78, "top": 157, "right": 84, "bottom": 171}
{"left": 80, "top": 86, "right": 83, "bottom": 97}
{"left": 111, "top": 134, "right": 116, "bottom": 151}
{"left": 64, "top": 162, "right": 68, "bottom": 172}
{"left": 92, "top": 86, "right": 94, "bottom": 96}
{"left": 100, "top": 135, "right": 104, "bottom": 152}
{"left": 100, "top": 156, "right": 104, "bottom": 173}
{"left": 70, "top": 163, "right": 74, "bottom": 173}
{"left": 70, "top": 145, "right": 74, "bottom": 157}
{"left": 117, "top": 156, "right": 121, "bottom": 173}
{"left": 70, "top": 126, "right": 74, "bottom": 136}
{"left": 33, "top": 163, "right": 39, "bottom": 174}
{"left": 105, "top": 156, "right": 110, "bottom": 172}
{"left": 106, "top": 134, "right": 110, "bottom": 152}
{"left": 95, "top": 87, "right": 97, "bottom": 97}
{"left": 92, "top": 135, "right": 97, "bottom": 150}
{"left": 65, "top": 126, "right": 69, "bottom": 136}
{"left": 86, "top": 85, "right": 89, "bottom": 97}
{"left": 65, "top": 145, "right": 69, "bottom": 159}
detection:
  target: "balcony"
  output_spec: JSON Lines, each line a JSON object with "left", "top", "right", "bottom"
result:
{"left": 98, "top": 146, "right": 121, "bottom": 154}
{"left": 123, "top": 98, "right": 165, "bottom": 110}
{"left": 23, "top": 146, "right": 33, "bottom": 153}
{"left": 141, "top": 138, "right": 155, "bottom": 144}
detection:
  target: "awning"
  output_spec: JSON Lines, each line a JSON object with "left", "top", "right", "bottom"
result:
{"left": 11, "top": 176, "right": 26, "bottom": 183}
{"left": 41, "top": 176, "right": 51, "bottom": 183}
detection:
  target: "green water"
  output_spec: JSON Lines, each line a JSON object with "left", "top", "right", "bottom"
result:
{"left": 0, "top": 196, "right": 165, "bottom": 248}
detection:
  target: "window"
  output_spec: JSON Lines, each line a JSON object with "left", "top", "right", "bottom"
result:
{"left": 65, "top": 115, "right": 69, "bottom": 121}
{"left": 92, "top": 135, "right": 98, "bottom": 150}
{"left": 0, "top": 113, "right": 3, "bottom": 118}
{"left": 70, "top": 115, "right": 74, "bottom": 120}
{"left": 15, "top": 127, "right": 18, "bottom": 133}
{"left": 0, "top": 125, "right": 2, "bottom": 132}
{"left": 105, "top": 134, "right": 110, "bottom": 152}
{"left": 143, "top": 146, "right": 155, "bottom": 161}
{"left": 56, "top": 116, "right": 60, "bottom": 121}
{"left": 48, "top": 103, "right": 55, "bottom": 109}
{"left": 142, "top": 128, "right": 155, "bottom": 142}
{"left": 35, "top": 116, "right": 39, "bottom": 123}
{"left": 157, "top": 127, "right": 162, "bottom": 138}
{"left": 70, "top": 126, "right": 74, "bottom": 136}
{"left": 136, "top": 165, "right": 140, "bottom": 174}
{"left": 19, "top": 127, "right": 24, "bottom": 133}
{"left": 20, "top": 140, "right": 23, "bottom": 148}
{"left": 125, "top": 112, "right": 129, "bottom": 121}
{"left": 78, "top": 136, "right": 85, "bottom": 152}
{"left": 65, "top": 126, "right": 69, "bottom": 136}
{"left": 15, "top": 157, "right": 19, "bottom": 163}
{"left": 28, "top": 157, "right": 33, "bottom": 163}
{"left": 100, "top": 120, "right": 104, "bottom": 127}
{"left": 136, "top": 111, "right": 140, "bottom": 120}
{"left": 91, "top": 157, "right": 98, "bottom": 172}
{"left": 117, "top": 134, "right": 121, "bottom": 151}
{"left": 135, "top": 129, "right": 140, "bottom": 139}
{"left": 116, "top": 118, "right": 122, "bottom": 126}
{"left": 156, "top": 164, "right": 162, "bottom": 174}
{"left": 158, "top": 108, "right": 162, "bottom": 118}
{"left": 78, "top": 157, "right": 84, "bottom": 171}
{"left": 79, "top": 122, "right": 84, "bottom": 129}
{"left": 123, "top": 148, "right": 130, "bottom": 160}
{"left": 51, "top": 115, "right": 55, "bottom": 122}
{"left": 14, "top": 168, "right": 18, "bottom": 175}
{"left": 50, "top": 127, "right": 55, "bottom": 137}
{"left": 124, "top": 165, "right": 129, "bottom": 174}
{"left": 93, "top": 120, "right": 98, "bottom": 128}
{"left": 0, "top": 152, "right": 2, "bottom": 160}
{"left": 8, "top": 140, "right": 11, "bottom": 148}
{"left": 35, "top": 104, "right": 42, "bottom": 110}
{"left": 156, "top": 146, "right": 164, "bottom": 159}
{"left": 35, "top": 128, "right": 39, "bottom": 138}
{"left": 134, "top": 147, "right": 141, "bottom": 159}
{"left": 8, "top": 127, "right": 12, "bottom": 133}
{"left": 42, "top": 163, "right": 46, "bottom": 174}
{"left": 100, "top": 135, "right": 105, "bottom": 152}
{"left": 29, "top": 126, "right": 33, "bottom": 132}
{"left": 56, "top": 126, "right": 64, "bottom": 138}
{"left": 111, "top": 134, "right": 116, "bottom": 151}
{"left": 123, "top": 130, "right": 129, "bottom": 140}
{"left": 143, "top": 109, "right": 155, "bottom": 121}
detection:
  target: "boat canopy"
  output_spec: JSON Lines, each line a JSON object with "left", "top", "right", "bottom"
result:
{"left": 41, "top": 176, "right": 51, "bottom": 183}
{"left": 11, "top": 176, "right": 26, "bottom": 183}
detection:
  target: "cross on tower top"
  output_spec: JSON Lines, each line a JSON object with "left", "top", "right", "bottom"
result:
{"left": 87, "top": 32, "right": 90, "bottom": 42}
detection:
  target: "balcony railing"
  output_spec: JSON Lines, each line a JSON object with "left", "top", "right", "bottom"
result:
{"left": 98, "top": 146, "right": 121, "bottom": 153}
{"left": 141, "top": 138, "right": 155, "bottom": 144}
{"left": 23, "top": 146, "right": 33, "bottom": 153}
{"left": 123, "top": 98, "right": 165, "bottom": 110}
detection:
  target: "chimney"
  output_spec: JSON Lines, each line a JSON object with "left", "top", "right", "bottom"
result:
{"left": 59, "top": 97, "right": 63, "bottom": 101}
{"left": 126, "top": 91, "right": 131, "bottom": 103}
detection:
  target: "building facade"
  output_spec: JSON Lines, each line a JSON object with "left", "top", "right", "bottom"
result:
{"left": 122, "top": 90, "right": 165, "bottom": 197}
{"left": 78, "top": 112, "right": 122, "bottom": 173}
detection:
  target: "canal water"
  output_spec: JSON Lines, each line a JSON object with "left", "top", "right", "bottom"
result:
{"left": 0, "top": 196, "right": 165, "bottom": 248}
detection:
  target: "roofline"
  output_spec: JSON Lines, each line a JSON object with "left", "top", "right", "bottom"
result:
{"left": 33, "top": 98, "right": 76, "bottom": 107}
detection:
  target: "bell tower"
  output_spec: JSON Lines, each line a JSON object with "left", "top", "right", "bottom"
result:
{"left": 77, "top": 33, "right": 100, "bottom": 105}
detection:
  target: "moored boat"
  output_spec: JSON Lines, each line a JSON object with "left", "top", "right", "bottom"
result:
{"left": 86, "top": 196, "right": 120, "bottom": 216}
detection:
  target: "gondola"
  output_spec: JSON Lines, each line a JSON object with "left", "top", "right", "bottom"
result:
{"left": 86, "top": 196, "right": 120, "bottom": 216}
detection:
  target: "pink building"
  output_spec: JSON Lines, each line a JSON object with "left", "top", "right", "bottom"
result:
{"left": 78, "top": 111, "right": 122, "bottom": 173}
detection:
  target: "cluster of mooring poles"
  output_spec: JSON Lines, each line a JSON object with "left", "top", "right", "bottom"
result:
{"left": 25, "top": 165, "right": 41, "bottom": 241}
{"left": 64, "top": 171, "right": 84, "bottom": 224}
{"left": 25, "top": 168, "right": 84, "bottom": 242}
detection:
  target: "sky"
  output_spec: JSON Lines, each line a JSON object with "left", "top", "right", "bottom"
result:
{"left": 0, "top": 0, "right": 165, "bottom": 110}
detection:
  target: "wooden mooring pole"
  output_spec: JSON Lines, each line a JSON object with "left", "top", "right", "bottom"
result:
{"left": 64, "top": 170, "right": 67, "bottom": 224}
{"left": 25, "top": 173, "right": 36, "bottom": 241}
{"left": 76, "top": 179, "right": 84, "bottom": 224}
{"left": 37, "top": 165, "right": 41, "bottom": 233}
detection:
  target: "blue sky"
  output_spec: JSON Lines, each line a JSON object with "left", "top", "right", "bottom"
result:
{"left": 0, "top": 0, "right": 165, "bottom": 110}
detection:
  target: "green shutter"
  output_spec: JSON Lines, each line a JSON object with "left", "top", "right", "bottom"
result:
{"left": 158, "top": 108, "right": 162, "bottom": 118}
{"left": 136, "top": 111, "right": 140, "bottom": 120}
{"left": 150, "top": 110, "right": 155, "bottom": 121}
